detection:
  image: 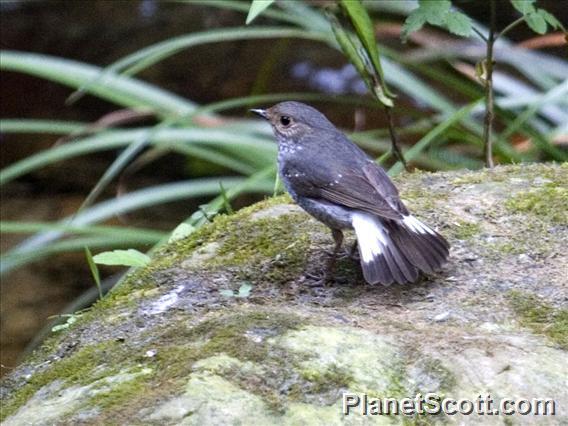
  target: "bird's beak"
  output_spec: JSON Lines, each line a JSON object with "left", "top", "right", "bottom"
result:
{"left": 250, "top": 108, "right": 268, "bottom": 119}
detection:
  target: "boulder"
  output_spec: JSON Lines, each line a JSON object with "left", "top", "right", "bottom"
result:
{"left": 1, "top": 164, "right": 566, "bottom": 425}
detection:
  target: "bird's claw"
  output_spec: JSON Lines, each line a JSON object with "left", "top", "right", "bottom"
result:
{"left": 304, "top": 271, "right": 333, "bottom": 287}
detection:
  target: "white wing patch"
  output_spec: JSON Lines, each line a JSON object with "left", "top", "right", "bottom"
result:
{"left": 403, "top": 215, "right": 436, "bottom": 235}
{"left": 351, "top": 212, "right": 388, "bottom": 263}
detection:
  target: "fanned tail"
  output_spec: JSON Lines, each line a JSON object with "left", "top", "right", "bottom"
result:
{"left": 352, "top": 212, "right": 449, "bottom": 285}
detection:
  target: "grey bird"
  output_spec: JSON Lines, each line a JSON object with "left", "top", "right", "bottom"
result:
{"left": 251, "top": 102, "right": 449, "bottom": 285}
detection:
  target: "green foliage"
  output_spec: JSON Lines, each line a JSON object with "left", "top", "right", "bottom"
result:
{"left": 510, "top": 0, "right": 564, "bottom": 33}
{"left": 85, "top": 247, "right": 103, "bottom": 299}
{"left": 509, "top": 291, "right": 568, "bottom": 349}
{"left": 168, "top": 223, "right": 196, "bottom": 243}
{"left": 246, "top": 0, "right": 275, "bottom": 25}
{"left": 93, "top": 249, "right": 151, "bottom": 267}
{"left": 402, "top": 0, "right": 473, "bottom": 41}
{"left": 338, "top": 0, "right": 394, "bottom": 106}
{"left": 1, "top": 0, "right": 566, "bottom": 276}
{"left": 51, "top": 313, "right": 81, "bottom": 333}
{"left": 220, "top": 283, "right": 253, "bottom": 298}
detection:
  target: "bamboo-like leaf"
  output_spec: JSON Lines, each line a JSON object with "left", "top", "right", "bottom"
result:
{"left": 93, "top": 249, "right": 151, "bottom": 267}
{"left": 84, "top": 247, "right": 103, "bottom": 299}
{"left": 0, "top": 119, "right": 85, "bottom": 134}
{"left": 0, "top": 221, "right": 165, "bottom": 241}
{"left": 1, "top": 176, "right": 275, "bottom": 275}
{"left": 68, "top": 28, "right": 332, "bottom": 101}
{"left": 389, "top": 100, "right": 480, "bottom": 175}
{"left": 246, "top": 0, "right": 275, "bottom": 25}
{"left": 0, "top": 51, "right": 197, "bottom": 117}
{"left": 0, "top": 127, "right": 276, "bottom": 185}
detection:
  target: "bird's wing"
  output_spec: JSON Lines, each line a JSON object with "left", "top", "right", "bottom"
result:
{"left": 289, "top": 160, "right": 403, "bottom": 220}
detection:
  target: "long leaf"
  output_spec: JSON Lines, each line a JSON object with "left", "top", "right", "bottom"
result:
{"left": 0, "top": 51, "right": 197, "bottom": 116}
{"left": 389, "top": 100, "right": 481, "bottom": 175}
{"left": 0, "top": 119, "right": 85, "bottom": 134}
{"left": 340, "top": 0, "right": 394, "bottom": 103}
{"left": 0, "top": 221, "right": 165, "bottom": 241}
{"left": 0, "top": 127, "right": 276, "bottom": 185}
{"left": 70, "top": 27, "right": 333, "bottom": 100}
{"left": 246, "top": 0, "right": 275, "bottom": 25}
{"left": 1, "top": 177, "right": 274, "bottom": 275}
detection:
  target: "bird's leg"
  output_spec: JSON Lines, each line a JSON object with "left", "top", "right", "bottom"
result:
{"left": 325, "top": 228, "right": 344, "bottom": 280}
{"left": 306, "top": 228, "right": 343, "bottom": 285}
{"left": 349, "top": 238, "right": 359, "bottom": 260}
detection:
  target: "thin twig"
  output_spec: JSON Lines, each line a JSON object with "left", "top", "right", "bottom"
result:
{"left": 383, "top": 106, "right": 409, "bottom": 171}
{"left": 498, "top": 16, "right": 526, "bottom": 39}
{"left": 472, "top": 27, "right": 488, "bottom": 42}
{"left": 482, "top": 0, "right": 496, "bottom": 168}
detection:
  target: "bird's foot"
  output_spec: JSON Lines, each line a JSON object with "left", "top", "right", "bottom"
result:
{"left": 304, "top": 270, "right": 333, "bottom": 287}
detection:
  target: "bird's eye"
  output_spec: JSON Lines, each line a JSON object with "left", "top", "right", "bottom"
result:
{"left": 280, "top": 116, "right": 291, "bottom": 126}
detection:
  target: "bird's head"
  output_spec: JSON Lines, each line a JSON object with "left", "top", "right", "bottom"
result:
{"left": 251, "top": 101, "right": 335, "bottom": 141}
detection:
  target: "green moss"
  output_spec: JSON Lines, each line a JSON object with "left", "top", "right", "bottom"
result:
{"left": 150, "top": 310, "right": 305, "bottom": 386}
{"left": 1, "top": 340, "right": 123, "bottom": 420}
{"left": 146, "top": 195, "right": 299, "bottom": 272}
{"left": 210, "top": 213, "right": 312, "bottom": 284}
{"left": 299, "top": 364, "right": 353, "bottom": 394}
{"left": 505, "top": 184, "right": 568, "bottom": 224}
{"left": 509, "top": 291, "right": 568, "bottom": 349}
{"left": 452, "top": 220, "right": 481, "bottom": 240}
{"left": 420, "top": 358, "right": 457, "bottom": 395}
{"left": 94, "top": 367, "right": 154, "bottom": 410}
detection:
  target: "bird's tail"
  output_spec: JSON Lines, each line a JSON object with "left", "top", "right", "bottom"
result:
{"left": 351, "top": 212, "right": 449, "bottom": 285}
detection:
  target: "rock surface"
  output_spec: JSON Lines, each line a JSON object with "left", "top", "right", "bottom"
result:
{"left": 1, "top": 164, "right": 567, "bottom": 425}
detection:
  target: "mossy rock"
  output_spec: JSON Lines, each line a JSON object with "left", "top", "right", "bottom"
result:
{"left": 1, "top": 164, "right": 567, "bottom": 425}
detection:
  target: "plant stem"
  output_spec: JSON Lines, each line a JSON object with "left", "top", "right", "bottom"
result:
{"left": 498, "top": 16, "right": 526, "bottom": 39}
{"left": 384, "top": 106, "right": 409, "bottom": 171}
{"left": 472, "top": 27, "right": 488, "bottom": 42}
{"left": 482, "top": 0, "right": 496, "bottom": 168}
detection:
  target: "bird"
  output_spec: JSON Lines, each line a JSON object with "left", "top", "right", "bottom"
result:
{"left": 251, "top": 101, "right": 449, "bottom": 285}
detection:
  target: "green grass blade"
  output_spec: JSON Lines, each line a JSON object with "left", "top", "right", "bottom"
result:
{"left": 389, "top": 100, "right": 481, "bottom": 175}
{"left": 1, "top": 236, "right": 155, "bottom": 274}
{"left": 70, "top": 27, "right": 332, "bottom": 100}
{"left": 0, "top": 221, "right": 166, "bottom": 241}
{"left": 84, "top": 247, "right": 103, "bottom": 299}
{"left": 0, "top": 50, "right": 197, "bottom": 116}
{"left": 2, "top": 177, "right": 274, "bottom": 275}
{"left": 0, "top": 119, "right": 86, "bottom": 134}
{"left": 0, "top": 127, "right": 276, "bottom": 185}
{"left": 246, "top": 0, "right": 275, "bottom": 25}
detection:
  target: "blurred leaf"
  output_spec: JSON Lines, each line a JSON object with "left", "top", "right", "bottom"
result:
{"left": 0, "top": 119, "right": 85, "bottom": 134}
{"left": 220, "top": 289, "right": 236, "bottom": 297}
{"left": 85, "top": 247, "right": 103, "bottom": 299}
{"left": 93, "top": 249, "right": 151, "bottom": 267}
{"left": 51, "top": 314, "right": 79, "bottom": 333}
{"left": 219, "top": 182, "right": 234, "bottom": 214}
{"left": 237, "top": 283, "right": 253, "bottom": 298}
{"left": 0, "top": 221, "right": 164, "bottom": 241}
{"left": 339, "top": 0, "right": 394, "bottom": 103}
{"left": 526, "top": 11, "right": 548, "bottom": 34}
{"left": 69, "top": 27, "right": 332, "bottom": 99}
{"left": 538, "top": 9, "right": 564, "bottom": 30}
{"left": 1, "top": 235, "right": 155, "bottom": 273}
{"left": 389, "top": 100, "right": 480, "bottom": 175}
{"left": 446, "top": 11, "right": 474, "bottom": 37}
{"left": 77, "top": 135, "right": 150, "bottom": 215}
{"left": 168, "top": 223, "right": 196, "bottom": 243}
{"left": 0, "top": 127, "right": 275, "bottom": 185}
{"left": 402, "top": 0, "right": 472, "bottom": 41}
{"left": 510, "top": 0, "right": 536, "bottom": 15}
{"left": 1, "top": 175, "right": 275, "bottom": 275}
{"left": 246, "top": 0, "right": 275, "bottom": 24}
{"left": 0, "top": 51, "right": 197, "bottom": 117}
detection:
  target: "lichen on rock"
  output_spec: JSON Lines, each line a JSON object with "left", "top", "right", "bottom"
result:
{"left": 1, "top": 164, "right": 566, "bottom": 425}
